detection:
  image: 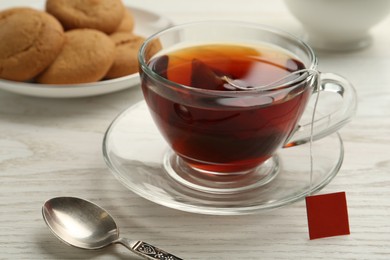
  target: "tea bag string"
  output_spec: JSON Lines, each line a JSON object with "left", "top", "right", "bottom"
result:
{"left": 309, "top": 72, "right": 320, "bottom": 195}
{"left": 221, "top": 69, "right": 319, "bottom": 91}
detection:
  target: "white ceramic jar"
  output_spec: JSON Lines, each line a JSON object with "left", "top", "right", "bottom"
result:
{"left": 284, "top": 0, "right": 390, "bottom": 51}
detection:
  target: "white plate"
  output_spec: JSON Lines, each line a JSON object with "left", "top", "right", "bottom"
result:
{"left": 0, "top": 3, "right": 173, "bottom": 98}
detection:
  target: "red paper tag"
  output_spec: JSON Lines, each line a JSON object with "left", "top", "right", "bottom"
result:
{"left": 305, "top": 192, "right": 350, "bottom": 240}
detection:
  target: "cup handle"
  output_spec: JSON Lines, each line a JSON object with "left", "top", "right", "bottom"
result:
{"left": 284, "top": 72, "right": 357, "bottom": 148}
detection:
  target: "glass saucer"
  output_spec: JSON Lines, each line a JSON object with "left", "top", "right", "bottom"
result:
{"left": 103, "top": 101, "right": 344, "bottom": 215}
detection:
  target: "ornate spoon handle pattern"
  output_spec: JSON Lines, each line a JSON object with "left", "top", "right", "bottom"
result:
{"left": 131, "top": 241, "right": 184, "bottom": 260}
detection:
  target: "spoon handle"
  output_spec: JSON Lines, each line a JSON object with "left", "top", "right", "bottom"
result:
{"left": 117, "top": 238, "right": 183, "bottom": 260}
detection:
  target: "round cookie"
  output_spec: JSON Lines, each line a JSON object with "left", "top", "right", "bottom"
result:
{"left": 0, "top": 7, "right": 64, "bottom": 81}
{"left": 46, "top": 0, "right": 125, "bottom": 34}
{"left": 115, "top": 9, "right": 135, "bottom": 33}
{"left": 105, "top": 32, "right": 145, "bottom": 79}
{"left": 106, "top": 32, "right": 162, "bottom": 79}
{"left": 144, "top": 38, "right": 163, "bottom": 62}
{"left": 37, "top": 29, "right": 115, "bottom": 84}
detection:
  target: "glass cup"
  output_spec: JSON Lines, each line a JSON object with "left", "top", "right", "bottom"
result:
{"left": 138, "top": 21, "right": 357, "bottom": 194}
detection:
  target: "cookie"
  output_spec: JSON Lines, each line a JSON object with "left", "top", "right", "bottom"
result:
{"left": 105, "top": 32, "right": 145, "bottom": 79}
{"left": 46, "top": 0, "right": 125, "bottom": 34}
{"left": 105, "top": 32, "right": 162, "bottom": 79}
{"left": 0, "top": 7, "right": 64, "bottom": 81}
{"left": 115, "top": 9, "right": 135, "bottom": 33}
{"left": 144, "top": 38, "right": 163, "bottom": 62}
{"left": 37, "top": 29, "right": 115, "bottom": 84}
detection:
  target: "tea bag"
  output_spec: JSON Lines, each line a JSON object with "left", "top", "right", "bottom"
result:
{"left": 190, "top": 59, "right": 224, "bottom": 90}
{"left": 149, "top": 55, "right": 169, "bottom": 79}
{"left": 191, "top": 58, "right": 259, "bottom": 91}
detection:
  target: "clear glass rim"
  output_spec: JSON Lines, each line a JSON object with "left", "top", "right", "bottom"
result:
{"left": 138, "top": 20, "right": 318, "bottom": 95}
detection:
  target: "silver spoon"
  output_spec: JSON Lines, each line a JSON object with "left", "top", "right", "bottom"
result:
{"left": 42, "top": 196, "right": 183, "bottom": 260}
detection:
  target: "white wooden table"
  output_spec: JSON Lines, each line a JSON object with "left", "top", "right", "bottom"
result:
{"left": 1, "top": 0, "right": 390, "bottom": 259}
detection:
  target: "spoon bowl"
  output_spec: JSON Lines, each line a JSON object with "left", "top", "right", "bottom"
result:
{"left": 42, "top": 197, "right": 119, "bottom": 249}
{"left": 42, "top": 197, "right": 182, "bottom": 259}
